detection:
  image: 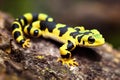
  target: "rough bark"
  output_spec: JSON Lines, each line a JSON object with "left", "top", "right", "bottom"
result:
{"left": 0, "top": 11, "right": 120, "bottom": 80}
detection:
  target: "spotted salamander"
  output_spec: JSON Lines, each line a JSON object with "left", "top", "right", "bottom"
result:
{"left": 12, "top": 13, "right": 105, "bottom": 66}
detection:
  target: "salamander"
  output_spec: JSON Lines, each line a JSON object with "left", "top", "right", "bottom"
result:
{"left": 12, "top": 13, "right": 105, "bottom": 66}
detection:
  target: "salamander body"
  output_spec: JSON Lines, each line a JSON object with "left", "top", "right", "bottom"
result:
{"left": 12, "top": 13, "right": 105, "bottom": 66}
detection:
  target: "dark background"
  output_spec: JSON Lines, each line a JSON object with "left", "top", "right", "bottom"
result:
{"left": 0, "top": 0, "right": 120, "bottom": 48}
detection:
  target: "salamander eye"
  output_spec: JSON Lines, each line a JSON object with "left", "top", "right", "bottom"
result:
{"left": 88, "top": 36, "right": 95, "bottom": 44}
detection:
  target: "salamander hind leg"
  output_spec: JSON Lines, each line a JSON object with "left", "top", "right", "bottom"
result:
{"left": 57, "top": 41, "right": 78, "bottom": 66}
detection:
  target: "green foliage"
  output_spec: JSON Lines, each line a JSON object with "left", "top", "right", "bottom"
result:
{"left": 0, "top": 0, "right": 50, "bottom": 17}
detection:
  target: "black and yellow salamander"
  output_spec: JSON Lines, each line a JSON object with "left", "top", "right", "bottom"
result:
{"left": 12, "top": 13, "right": 105, "bottom": 66}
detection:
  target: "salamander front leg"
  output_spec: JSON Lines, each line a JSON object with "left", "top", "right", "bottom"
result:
{"left": 57, "top": 40, "right": 78, "bottom": 66}
{"left": 22, "top": 39, "right": 31, "bottom": 48}
{"left": 23, "top": 22, "right": 42, "bottom": 48}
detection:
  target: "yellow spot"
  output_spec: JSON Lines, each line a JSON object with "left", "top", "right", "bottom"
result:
{"left": 38, "top": 13, "right": 47, "bottom": 21}
{"left": 56, "top": 23, "right": 66, "bottom": 27}
{"left": 24, "top": 13, "right": 32, "bottom": 23}
{"left": 32, "top": 21, "right": 40, "bottom": 28}
{"left": 48, "top": 18, "right": 53, "bottom": 22}
{"left": 36, "top": 55, "right": 44, "bottom": 59}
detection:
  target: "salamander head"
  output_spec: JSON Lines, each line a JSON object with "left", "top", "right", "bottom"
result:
{"left": 78, "top": 29, "right": 105, "bottom": 47}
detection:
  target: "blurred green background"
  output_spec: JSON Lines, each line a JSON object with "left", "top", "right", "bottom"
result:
{"left": 0, "top": 0, "right": 120, "bottom": 48}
